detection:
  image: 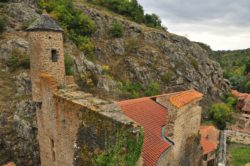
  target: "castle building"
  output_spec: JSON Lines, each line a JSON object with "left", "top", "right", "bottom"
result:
{"left": 27, "top": 14, "right": 65, "bottom": 102}
{"left": 27, "top": 15, "right": 207, "bottom": 166}
{"left": 118, "top": 90, "right": 204, "bottom": 166}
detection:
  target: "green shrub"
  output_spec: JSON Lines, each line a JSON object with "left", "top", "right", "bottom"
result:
{"left": 64, "top": 54, "right": 74, "bottom": 75}
{"left": 143, "top": 14, "right": 161, "bottom": 28}
{"left": 110, "top": 21, "right": 124, "bottom": 38}
{"left": 75, "top": 36, "right": 95, "bottom": 56}
{"left": 120, "top": 81, "right": 143, "bottom": 99}
{"left": 191, "top": 58, "right": 199, "bottom": 70}
{"left": 225, "top": 96, "right": 237, "bottom": 107}
{"left": 245, "top": 61, "right": 250, "bottom": 74}
{"left": 209, "top": 103, "right": 233, "bottom": 129}
{"left": 37, "top": 0, "right": 96, "bottom": 55}
{"left": 87, "top": 0, "right": 161, "bottom": 28}
{"left": 244, "top": 81, "right": 250, "bottom": 93}
{"left": 102, "top": 65, "right": 110, "bottom": 75}
{"left": 94, "top": 129, "right": 143, "bottom": 166}
{"left": 0, "top": 16, "right": 6, "bottom": 34}
{"left": 88, "top": 0, "right": 144, "bottom": 23}
{"left": 120, "top": 81, "right": 161, "bottom": 98}
{"left": 7, "top": 49, "right": 30, "bottom": 70}
{"left": 161, "top": 72, "right": 173, "bottom": 84}
{"left": 145, "top": 82, "right": 160, "bottom": 96}
{"left": 214, "top": 49, "right": 250, "bottom": 93}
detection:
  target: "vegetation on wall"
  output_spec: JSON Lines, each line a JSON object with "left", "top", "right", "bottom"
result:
{"left": 87, "top": 0, "right": 162, "bottom": 28}
{"left": 94, "top": 129, "right": 144, "bottom": 166}
{"left": 214, "top": 49, "right": 250, "bottom": 93}
{"left": 37, "top": 0, "right": 96, "bottom": 55}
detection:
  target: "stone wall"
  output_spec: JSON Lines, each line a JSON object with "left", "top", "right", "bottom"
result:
{"left": 156, "top": 94, "right": 202, "bottom": 166}
{"left": 36, "top": 74, "right": 58, "bottom": 166}
{"left": 170, "top": 103, "right": 202, "bottom": 166}
{"left": 28, "top": 31, "right": 65, "bottom": 102}
{"left": 226, "top": 130, "right": 250, "bottom": 145}
{"left": 37, "top": 74, "right": 143, "bottom": 166}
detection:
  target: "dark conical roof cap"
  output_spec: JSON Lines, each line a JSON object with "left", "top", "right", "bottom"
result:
{"left": 27, "top": 14, "right": 63, "bottom": 32}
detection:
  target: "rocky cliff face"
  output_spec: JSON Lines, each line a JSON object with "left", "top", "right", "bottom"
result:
{"left": 0, "top": 1, "right": 39, "bottom": 165}
{"left": 0, "top": 0, "right": 229, "bottom": 165}
{"left": 74, "top": 3, "right": 229, "bottom": 103}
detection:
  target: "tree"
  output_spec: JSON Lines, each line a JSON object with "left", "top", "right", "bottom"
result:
{"left": 143, "top": 14, "right": 161, "bottom": 28}
{"left": 244, "top": 81, "right": 250, "bottom": 93}
{"left": 245, "top": 61, "right": 250, "bottom": 74}
{"left": 209, "top": 103, "right": 233, "bottom": 129}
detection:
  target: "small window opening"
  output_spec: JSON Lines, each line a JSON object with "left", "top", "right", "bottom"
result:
{"left": 203, "top": 154, "right": 208, "bottom": 161}
{"left": 50, "top": 138, "right": 56, "bottom": 161}
{"left": 51, "top": 49, "right": 58, "bottom": 62}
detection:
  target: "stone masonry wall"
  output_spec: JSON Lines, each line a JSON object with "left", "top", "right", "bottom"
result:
{"left": 171, "top": 102, "right": 202, "bottom": 166}
{"left": 156, "top": 94, "right": 202, "bottom": 166}
{"left": 54, "top": 98, "right": 81, "bottom": 166}
{"left": 36, "top": 74, "right": 58, "bottom": 166}
{"left": 226, "top": 130, "right": 250, "bottom": 145}
{"left": 28, "top": 31, "right": 65, "bottom": 102}
{"left": 37, "top": 74, "right": 143, "bottom": 166}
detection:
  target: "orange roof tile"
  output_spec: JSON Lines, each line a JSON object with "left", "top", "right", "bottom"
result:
{"left": 231, "top": 90, "right": 248, "bottom": 98}
{"left": 118, "top": 97, "right": 171, "bottom": 166}
{"left": 231, "top": 90, "right": 250, "bottom": 113}
{"left": 3, "top": 162, "right": 15, "bottom": 166}
{"left": 200, "top": 126, "right": 219, "bottom": 155}
{"left": 242, "top": 97, "right": 250, "bottom": 113}
{"left": 169, "top": 90, "right": 203, "bottom": 108}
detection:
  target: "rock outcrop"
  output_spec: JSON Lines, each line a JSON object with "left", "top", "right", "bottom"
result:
{"left": 74, "top": 3, "right": 230, "bottom": 103}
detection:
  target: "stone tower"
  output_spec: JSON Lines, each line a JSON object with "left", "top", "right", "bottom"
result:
{"left": 27, "top": 14, "right": 65, "bottom": 102}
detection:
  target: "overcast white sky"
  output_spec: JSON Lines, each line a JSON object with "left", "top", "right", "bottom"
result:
{"left": 138, "top": 0, "right": 250, "bottom": 50}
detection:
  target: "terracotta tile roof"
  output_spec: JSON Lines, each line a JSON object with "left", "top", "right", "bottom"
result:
{"left": 118, "top": 97, "right": 171, "bottom": 166}
{"left": 3, "top": 162, "right": 15, "bottom": 166}
{"left": 200, "top": 126, "right": 219, "bottom": 155}
{"left": 169, "top": 90, "right": 203, "bottom": 108}
{"left": 242, "top": 97, "right": 250, "bottom": 113}
{"left": 232, "top": 90, "right": 248, "bottom": 98}
{"left": 231, "top": 90, "right": 250, "bottom": 113}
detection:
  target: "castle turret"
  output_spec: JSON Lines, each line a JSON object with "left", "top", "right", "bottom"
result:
{"left": 27, "top": 14, "right": 65, "bottom": 102}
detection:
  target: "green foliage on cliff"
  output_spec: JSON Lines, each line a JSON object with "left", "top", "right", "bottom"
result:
{"left": 0, "top": 16, "right": 6, "bottom": 34}
{"left": 6, "top": 49, "right": 30, "bottom": 70}
{"left": 110, "top": 21, "right": 124, "bottom": 38}
{"left": 120, "top": 81, "right": 160, "bottom": 98}
{"left": 87, "top": 0, "right": 162, "bottom": 28}
{"left": 209, "top": 103, "right": 233, "bottom": 129}
{"left": 143, "top": 14, "right": 161, "bottom": 28}
{"left": 64, "top": 54, "right": 74, "bottom": 75}
{"left": 94, "top": 129, "right": 144, "bottom": 166}
{"left": 214, "top": 49, "right": 250, "bottom": 93}
{"left": 37, "top": 0, "right": 96, "bottom": 55}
